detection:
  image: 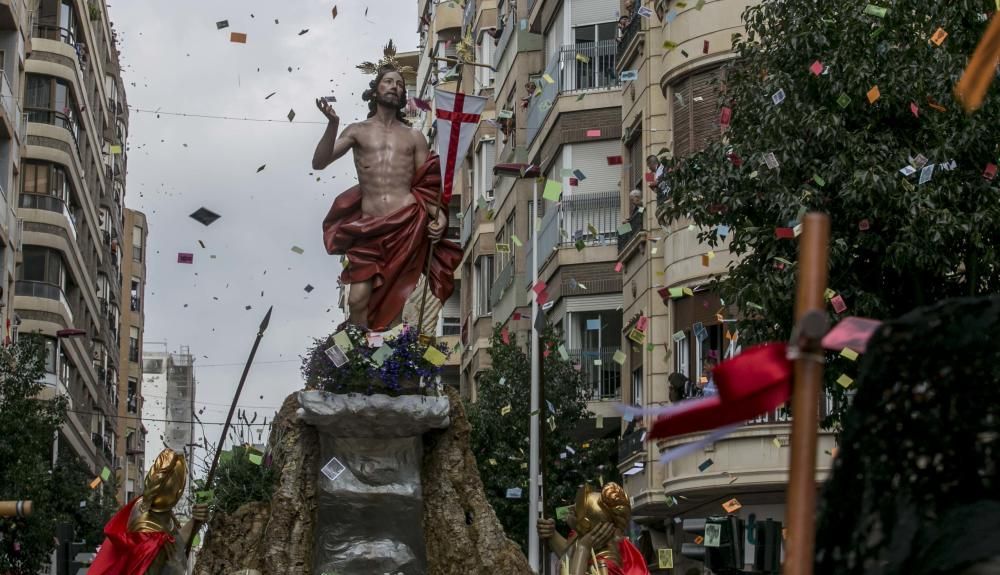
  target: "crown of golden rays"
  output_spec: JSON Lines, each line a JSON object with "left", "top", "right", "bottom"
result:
{"left": 356, "top": 40, "right": 416, "bottom": 75}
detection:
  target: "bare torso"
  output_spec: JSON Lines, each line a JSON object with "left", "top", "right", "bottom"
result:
{"left": 347, "top": 119, "right": 423, "bottom": 217}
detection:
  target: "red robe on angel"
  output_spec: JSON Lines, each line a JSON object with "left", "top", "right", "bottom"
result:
{"left": 87, "top": 498, "right": 176, "bottom": 575}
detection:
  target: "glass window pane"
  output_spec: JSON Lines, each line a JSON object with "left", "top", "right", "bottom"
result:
{"left": 26, "top": 75, "right": 50, "bottom": 109}
{"left": 21, "top": 247, "right": 46, "bottom": 281}
{"left": 574, "top": 25, "right": 595, "bottom": 43}
{"left": 597, "top": 22, "right": 617, "bottom": 42}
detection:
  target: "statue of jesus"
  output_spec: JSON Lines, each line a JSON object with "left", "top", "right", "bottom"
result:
{"left": 314, "top": 49, "right": 462, "bottom": 331}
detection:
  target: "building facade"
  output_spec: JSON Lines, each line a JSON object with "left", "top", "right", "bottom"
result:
{"left": 141, "top": 344, "right": 196, "bottom": 519}
{"left": 15, "top": 0, "right": 133, "bottom": 486}
{"left": 0, "top": 0, "right": 27, "bottom": 337}
{"left": 614, "top": 0, "right": 837, "bottom": 571}
{"left": 115, "top": 207, "right": 146, "bottom": 503}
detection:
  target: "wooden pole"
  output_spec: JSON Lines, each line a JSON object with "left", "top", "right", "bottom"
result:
{"left": 0, "top": 501, "right": 32, "bottom": 518}
{"left": 417, "top": 60, "right": 467, "bottom": 340}
{"left": 784, "top": 213, "right": 830, "bottom": 575}
{"left": 185, "top": 306, "right": 273, "bottom": 555}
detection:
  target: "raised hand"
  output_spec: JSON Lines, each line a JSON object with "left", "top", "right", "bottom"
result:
{"left": 316, "top": 98, "right": 340, "bottom": 124}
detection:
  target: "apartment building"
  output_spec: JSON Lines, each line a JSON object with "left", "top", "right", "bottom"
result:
{"left": 115, "top": 207, "right": 146, "bottom": 503}
{"left": 141, "top": 344, "right": 196, "bottom": 519}
{"left": 613, "top": 0, "right": 836, "bottom": 570}
{"left": 15, "top": 0, "right": 134, "bottom": 485}
{"left": 0, "top": 0, "right": 26, "bottom": 335}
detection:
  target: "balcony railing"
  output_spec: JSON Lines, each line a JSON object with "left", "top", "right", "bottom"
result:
{"left": 492, "top": 15, "right": 514, "bottom": 69}
{"left": 616, "top": 8, "right": 642, "bottom": 62}
{"left": 0, "top": 70, "right": 22, "bottom": 139}
{"left": 461, "top": 203, "right": 473, "bottom": 247}
{"left": 490, "top": 259, "right": 516, "bottom": 307}
{"left": 525, "top": 191, "right": 621, "bottom": 288}
{"left": 526, "top": 41, "right": 620, "bottom": 145}
{"left": 32, "top": 23, "right": 76, "bottom": 46}
{"left": 617, "top": 209, "right": 644, "bottom": 254}
{"left": 25, "top": 107, "right": 79, "bottom": 145}
{"left": 569, "top": 348, "right": 622, "bottom": 401}
{"left": 15, "top": 280, "right": 73, "bottom": 321}
{"left": 19, "top": 193, "right": 78, "bottom": 239}
{"left": 619, "top": 426, "right": 645, "bottom": 461}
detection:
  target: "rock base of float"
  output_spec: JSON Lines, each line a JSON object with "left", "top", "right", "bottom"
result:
{"left": 298, "top": 390, "right": 451, "bottom": 575}
{"left": 195, "top": 387, "right": 531, "bottom": 575}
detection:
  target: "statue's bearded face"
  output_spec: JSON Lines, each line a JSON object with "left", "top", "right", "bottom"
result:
{"left": 375, "top": 71, "right": 406, "bottom": 109}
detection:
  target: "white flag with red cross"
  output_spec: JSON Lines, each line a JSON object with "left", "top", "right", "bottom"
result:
{"left": 434, "top": 90, "right": 487, "bottom": 206}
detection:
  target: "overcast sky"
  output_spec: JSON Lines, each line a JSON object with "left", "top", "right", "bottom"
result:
{"left": 109, "top": 0, "right": 418, "bottom": 454}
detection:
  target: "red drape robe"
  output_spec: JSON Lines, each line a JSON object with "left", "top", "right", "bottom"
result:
{"left": 87, "top": 498, "right": 174, "bottom": 575}
{"left": 322, "top": 154, "right": 462, "bottom": 331}
{"left": 605, "top": 539, "right": 650, "bottom": 575}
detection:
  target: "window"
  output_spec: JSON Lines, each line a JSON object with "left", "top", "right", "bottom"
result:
{"left": 127, "top": 379, "right": 137, "bottom": 413}
{"left": 675, "top": 335, "right": 690, "bottom": 379}
{"left": 497, "top": 210, "right": 514, "bottom": 271}
{"left": 572, "top": 22, "right": 618, "bottom": 90}
{"left": 132, "top": 225, "right": 143, "bottom": 262}
{"left": 442, "top": 291, "right": 461, "bottom": 336}
{"left": 631, "top": 366, "right": 644, "bottom": 407}
{"left": 475, "top": 140, "right": 496, "bottom": 200}
{"left": 43, "top": 337, "right": 57, "bottom": 374}
{"left": 130, "top": 277, "right": 141, "bottom": 312}
{"left": 474, "top": 255, "right": 494, "bottom": 317}
{"left": 19, "top": 246, "right": 65, "bottom": 287}
{"left": 26, "top": 74, "right": 79, "bottom": 142}
{"left": 475, "top": 40, "right": 495, "bottom": 91}
{"left": 142, "top": 358, "right": 163, "bottom": 373}
{"left": 129, "top": 326, "right": 139, "bottom": 363}
{"left": 671, "top": 67, "right": 724, "bottom": 158}
{"left": 627, "top": 131, "right": 644, "bottom": 192}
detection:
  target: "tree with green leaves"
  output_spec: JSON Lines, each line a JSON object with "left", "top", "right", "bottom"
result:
{"left": 0, "top": 337, "right": 118, "bottom": 573}
{"left": 467, "top": 325, "right": 619, "bottom": 551}
{"left": 660, "top": 0, "right": 1000, "bottom": 425}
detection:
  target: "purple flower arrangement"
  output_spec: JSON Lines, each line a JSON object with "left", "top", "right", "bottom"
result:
{"left": 301, "top": 323, "right": 451, "bottom": 395}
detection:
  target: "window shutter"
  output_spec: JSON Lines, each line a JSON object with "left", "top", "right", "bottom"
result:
{"left": 570, "top": 140, "right": 620, "bottom": 194}
{"left": 671, "top": 67, "right": 722, "bottom": 159}
{"left": 671, "top": 77, "right": 691, "bottom": 158}
{"left": 571, "top": 0, "right": 617, "bottom": 27}
{"left": 690, "top": 69, "right": 722, "bottom": 154}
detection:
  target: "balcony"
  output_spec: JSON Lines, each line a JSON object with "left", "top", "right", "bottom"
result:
{"left": 568, "top": 347, "right": 622, "bottom": 401}
{"left": 525, "top": 190, "right": 621, "bottom": 287}
{"left": 15, "top": 280, "right": 73, "bottom": 323}
{"left": 0, "top": 0, "right": 24, "bottom": 31}
{"left": 526, "top": 41, "right": 621, "bottom": 144}
{"left": 19, "top": 193, "right": 78, "bottom": 240}
{"left": 616, "top": 9, "right": 643, "bottom": 67}
{"left": 619, "top": 426, "right": 645, "bottom": 462}
{"left": 617, "top": 209, "right": 644, "bottom": 254}
{"left": 0, "top": 70, "right": 22, "bottom": 141}
{"left": 434, "top": 1, "right": 463, "bottom": 33}
{"left": 489, "top": 259, "right": 515, "bottom": 308}
{"left": 461, "top": 203, "right": 473, "bottom": 247}
{"left": 32, "top": 22, "right": 76, "bottom": 46}
{"left": 26, "top": 108, "right": 80, "bottom": 148}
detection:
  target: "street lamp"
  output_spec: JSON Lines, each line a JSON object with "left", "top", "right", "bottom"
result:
{"left": 492, "top": 162, "right": 544, "bottom": 572}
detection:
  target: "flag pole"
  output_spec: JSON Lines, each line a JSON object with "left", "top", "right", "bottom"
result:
{"left": 784, "top": 213, "right": 830, "bottom": 575}
{"left": 528, "top": 177, "right": 542, "bottom": 573}
{"left": 417, "top": 61, "right": 468, "bottom": 343}
{"left": 185, "top": 306, "right": 273, "bottom": 555}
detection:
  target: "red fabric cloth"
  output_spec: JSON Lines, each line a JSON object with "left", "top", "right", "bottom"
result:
{"left": 87, "top": 499, "right": 174, "bottom": 575}
{"left": 649, "top": 343, "right": 792, "bottom": 439}
{"left": 605, "top": 539, "right": 650, "bottom": 575}
{"left": 322, "top": 154, "right": 463, "bottom": 330}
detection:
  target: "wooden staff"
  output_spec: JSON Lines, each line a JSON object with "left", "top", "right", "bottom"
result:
{"left": 185, "top": 306, "right": 273, "bottom": 555}
{"left": 0, "top": 501, "right": 32, "bottom": 518}
{"left": 784, "top": 213, "right": 830, "bottom": 575}
{"left": 416, "top": 60, "right": 467, "bottom": 343}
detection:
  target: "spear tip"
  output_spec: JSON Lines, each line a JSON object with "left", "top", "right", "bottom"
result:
{"left": 260, "top": 306, "right": 274, "bottom": 333}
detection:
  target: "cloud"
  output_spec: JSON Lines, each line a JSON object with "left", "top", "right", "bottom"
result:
{"left": 109, "top": 0, "right": 418, "bottom": 453}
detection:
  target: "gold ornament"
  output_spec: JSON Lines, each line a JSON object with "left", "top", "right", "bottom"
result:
{"left": 356, "top": 39, "right": 415, "bottom": 75}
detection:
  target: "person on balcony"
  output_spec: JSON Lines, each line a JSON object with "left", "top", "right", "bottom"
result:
{"left": 626, "top": 188, "right": 643, "bottom": 224}
{"left": 647, "top": 154, "right": 671, "bottom": 202}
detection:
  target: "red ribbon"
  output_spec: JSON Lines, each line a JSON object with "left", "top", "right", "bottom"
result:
{"left": 649, "top": 343, "right": 793, "bottom": 440}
